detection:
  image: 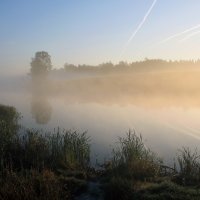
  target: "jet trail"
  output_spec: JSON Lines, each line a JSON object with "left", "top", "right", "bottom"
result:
{"left": 156, "top": 119, "right": 200, "bottom": 141}
{"left": 120, "top": 0, "right": 157, "bottom": 59}
{"left": 180, "top": 30, "right": 200, "bottom": 42}
{"left": 159, "top": 24, "right": 200, "bottom": 44}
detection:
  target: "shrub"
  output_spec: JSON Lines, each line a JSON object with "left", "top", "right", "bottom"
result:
{"left": 176, "top": 147, "right": 200, "bottom": 185}
{"left": 110, "top": 130, "right": 161, "bottom": 181}
{"left": 0, "top": 104, "right": 21, "bottom": 134}
{"left": 0, "top": 105, "right": 21, "bottom": 171}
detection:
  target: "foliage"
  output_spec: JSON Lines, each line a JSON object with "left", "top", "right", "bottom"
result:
{"left": 30, "top": 51, "right": 52, "bottom": 78}
{"left": 0, "top": 170, "right": 70, "bottom": 200}
{"left": 2, "top": 104, "right": 200, "bottom": 199}
{"left": 176, "top": 147, "right": 200, "bottom": 185}
{"left": 0, "top": 104, "right": 90, "bottom": 199}
{"left": 0, "top": 104, "right": 20, "bottom": 134}
{"left": 1, "top": 128, "right": 90, "bottom": 172}
{"left": 103, "top": 130, "right": 162, "bottom": 200}
{"left": 110, "top": 130, "right": 161, "bottom": 180}
{"left": 62, "top": 59, "right": 200, "bottom": 74}
{"left": 0, "top": 105, "right": 21, "bottom": 171}
{"left": 133, "top": 181, "right": 200, "bottom": 200}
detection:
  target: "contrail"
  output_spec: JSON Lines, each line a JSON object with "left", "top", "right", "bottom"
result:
{"left": 120, "top": 0, "right": 157, "bottom": 59}
{"left": 159, "top": 24, "right": 200, "bottom": 44}
{"left": 160, "top": 120, "right": 200, "bottom": 141}
{"left": 180, "top": 30, "right": 200, "bottom": 42}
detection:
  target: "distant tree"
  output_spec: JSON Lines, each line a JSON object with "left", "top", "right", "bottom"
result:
{"left": 30, "top": 51, "right": 52, "bottom": 78}
{"left": 64, "top": 63, "right": 77, "bottom": 71}
{"left": 98, "top": 62, "right": 114, "bottom": 70}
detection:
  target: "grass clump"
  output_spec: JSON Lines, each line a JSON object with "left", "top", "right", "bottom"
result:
{"left": 1, "top": 128, "right": 90, "bottom": 172}
{"left": 110, "top": 130, "right": 162, "bottom": 180}
{"left": 0, "top": 169, "right": 70, "bottom": 200}
{"left": 134, "top": 181, "right": 200, "bottom": 200}
{"left": 176, "top": 147, "right": 200, "bottom": 185}
{"left": 103, "top": 130, "right": 162, "bottom": 200}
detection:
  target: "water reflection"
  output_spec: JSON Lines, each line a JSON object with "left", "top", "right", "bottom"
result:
{"left": 31, "top": 97, "right": 52, "bottom": 124}
{"left": 1, "top": 70, "right": 200, "bottom": 165}
{"left": 31, "top": 79, "right": 52, "bottom": 124}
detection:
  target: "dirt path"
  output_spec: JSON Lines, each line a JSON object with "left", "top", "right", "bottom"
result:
{"left": 75, "top": 180, "right": 104, "bottom": 200}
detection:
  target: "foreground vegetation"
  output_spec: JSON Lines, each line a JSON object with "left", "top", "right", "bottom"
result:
{"left": 0, "top": 104, "right": 90, "bottom": 200}
{"left": 1, "top": 104, "right": 200, "bottom": 199}
{"left": 103, "top": 131, "right": 200, "bottom": 200}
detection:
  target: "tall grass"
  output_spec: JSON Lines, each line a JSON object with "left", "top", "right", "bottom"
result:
{"left": 0, "top": 169, "right": 70, "bottom": 200}
{"left": 176, "top": 147, "right": 200, "bottom": 185}
{"left": 1, "top": 128, "right": 90, "bottom": 173}
{"left": 104, "top": 130, "right": 162, "bottom": 200}
{"left": 110, "top": 130, "right": 162, "bottom": 180}
{"left": 0, "top": 104, "right": 90, "bottom": 199}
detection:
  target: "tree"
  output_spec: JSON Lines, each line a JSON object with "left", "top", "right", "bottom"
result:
{"left": 30, "top": 51, "right": 52, "bottom": 78}
{"left": 0, "top": 104, "right": 20, "bottom": 134}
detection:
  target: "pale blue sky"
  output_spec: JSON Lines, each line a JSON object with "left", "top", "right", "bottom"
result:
{"left": 1, "top": 0, "right": 200, "bottom": 75}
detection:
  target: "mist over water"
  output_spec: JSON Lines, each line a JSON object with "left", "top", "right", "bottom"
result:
{"left": 1, "top": 62, "right": 200, "bottom": 165}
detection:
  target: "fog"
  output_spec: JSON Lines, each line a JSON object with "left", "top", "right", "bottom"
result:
{"left": 47, "top": 70, "right": 200, "bottom": 108}
{"left": 1, "top": 59, "right": 200, "bottom": 164}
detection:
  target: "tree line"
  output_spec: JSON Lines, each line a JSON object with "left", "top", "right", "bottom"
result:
{"left": 30, "top": 51, "right": 200, "bottom": 78}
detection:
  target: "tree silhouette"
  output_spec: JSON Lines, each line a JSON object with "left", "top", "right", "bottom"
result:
{"left": 30, "top": 51, "right": 52, "bottom": 78}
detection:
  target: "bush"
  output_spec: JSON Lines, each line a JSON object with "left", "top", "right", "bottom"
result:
{"left": 0, "top": 104, "right": 21, "bottom": 134}
{"left": 176, "top": 147, "right": 200, "bottom": 185}
{"left": 110, "top": 130, "right": 161, "bottom": 181}
{"left": 0, "top": 105, "right": 21, "bottom": 171}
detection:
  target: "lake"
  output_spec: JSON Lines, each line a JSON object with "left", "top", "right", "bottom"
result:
{"left": 1, "top": 71, "right": 200, "bottom": 166}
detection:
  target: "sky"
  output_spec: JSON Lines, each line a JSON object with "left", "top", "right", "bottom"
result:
{"left": 1, "top": 0, "right": 200, "bottom": 75}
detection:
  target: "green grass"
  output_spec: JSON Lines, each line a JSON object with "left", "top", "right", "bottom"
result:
{"left": 176, "top": 147, "right": 200, "bottom": 185}
{"left": 0, "top": 127, "right": 90, "bottom": 172}
{"left": 134, "top": 181, "right": 200, "bottom": 200}
{"left": 0, "top": 169, "right": 71, "bottom": 200}
{"left": 110, "top": 130, "right": 162, "bottom": 180}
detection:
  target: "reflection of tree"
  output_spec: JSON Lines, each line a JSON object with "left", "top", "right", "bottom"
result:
{"left": 31, "top": 96, "right": 52, "bottom": 124}
{"left": 30, "top": 51, "right": 52, "bottom": 124}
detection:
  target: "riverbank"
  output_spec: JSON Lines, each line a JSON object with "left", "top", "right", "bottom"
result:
{"left": 1, "top": 104, "right": 200, "bottom": 200}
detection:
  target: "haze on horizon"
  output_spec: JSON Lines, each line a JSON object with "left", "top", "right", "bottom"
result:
{"left": 1, "top": 0, "right": 200, "bottom": 75}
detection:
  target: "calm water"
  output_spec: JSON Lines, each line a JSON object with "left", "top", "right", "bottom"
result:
{"left": 1, "top": 74, "right": 200, "bottom": 165}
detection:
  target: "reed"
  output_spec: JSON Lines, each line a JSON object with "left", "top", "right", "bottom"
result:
{"left": 176, "top": 147, "right": 200, "bottom": 185}
{"left": 1, "top": 128, "right": 90, "bottom": 173}
{"left": 110, "top": 130, "right": 162, "bottom": 180}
